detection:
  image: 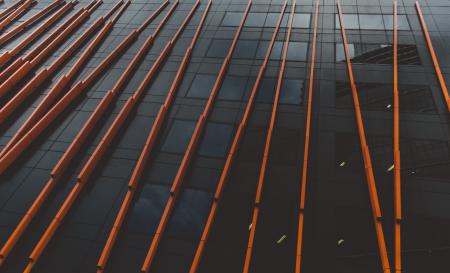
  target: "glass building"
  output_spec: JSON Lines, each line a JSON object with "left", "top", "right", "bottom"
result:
{"left": 0, "top": 0, "right": 449, "bottom": 272}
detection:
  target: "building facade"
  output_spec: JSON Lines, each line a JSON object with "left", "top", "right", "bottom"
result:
{"left": 0, "top": 0, "right": 449, "bottom": 272}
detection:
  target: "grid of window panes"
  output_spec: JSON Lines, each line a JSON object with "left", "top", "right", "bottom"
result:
{"left": 0, "top": 0, "right": 449, "bottom": 273}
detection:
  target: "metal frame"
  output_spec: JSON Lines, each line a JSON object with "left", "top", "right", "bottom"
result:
{"left": 241, "top": 1, "right": 295, "bottom": 272}
{"left": 97, "top": 2, "right": 211, "bottom": 272}
{"left": 188, "top": 0, "right": 289, "bottom": 271}
{"left": 0, "top": 0, "right": 126, "bottom": 124}
{"left": 336, "top": 1, "right": 391, "bottom": 273}
{"left": 0, "top": 0, "right": 102, "bottom": 98}
{"left": 0, "top": 0, "right": 82, "bottom": 75}
{"left": 0, "top": 1, "right": 130, "bottom": 268}
{"left": 140, "top": 1, "right": 252, "bottom": 271}
{"left": 0, "top": 0, "right": 64, "bottom": 45}
{"left": 0, "top": 0, "right": 34, "bottom": 31}
{"left": 393, "top": 2, "right": 402, "bottom": 273}
{"left": 20, "top": 1, "right": 202, "bottom": 272}
{"left": 0, "top": 0, "right": 27, "bottom": 22}
{"left": 0, "top": 0, "right": 171, "bottom": 174}
{"left": 295, "top": 1, "right": 319, "bottom": 272}
{"left": 415, "top": 1, "right": 450, "bottom": 112}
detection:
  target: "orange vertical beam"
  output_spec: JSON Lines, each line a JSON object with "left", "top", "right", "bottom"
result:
{"left": 393, "top": 2, "right": 402, "bottom": 273}
{"left": 295, "top": 1, "right": 318, "bottom": 273}
{"left": 0, "top": 0, "right": 77, "bottom": 69}
{"left": 0, "top": 1, "right": 170, "bottom": 174}
{"left": 0, "top": 0, "right": 34, "bottom": 31}
{"left": 0, "top": 0, "right": 125, "bottom": 125}
{"left": 50, "top": 0, "right": 176, "bottom": 180}
{"left": 188, "top": 2, "right": 288, "bottom": 273}
{"left": 78, "top": 1, "right": 185, "bottom": 183}
{"left": 140, "top": 1, "right": 252, "bottom": 272}
{"left": 97, "top": 2, "right": 211, "bottom": 272}
{"left": 21, "top": 2, "right": 201, "bottom": 272}
{"left": 241, "top": 1, "right": 295, "bottom": 273}
{"left": 75, "top": 0, "right": 197, "bottom": 186}
{"left": 0, "top": 2, "right": 130, "bottom": 268}
{"left": 0, "top": 0, "right": 82, "bottom": 78}
{"left": 336, "top": 1, "right": 391, "bottom": 273}
{"left": 0, "top": 0, "right": 64, "bottom": 45}
{"left": 415, "top": 1, "right": 450, "bottom": 111}
{"left": 0, "top": 0, "right": 26, "bottom": 22}
{"left": 0, "top": 0, "right": 102, "bottom": 99}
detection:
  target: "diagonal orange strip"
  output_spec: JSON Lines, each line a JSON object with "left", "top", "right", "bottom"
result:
{"left": 415, "top": 1, "right": 450, "bottom": 112}
{"left": 295, "top": 1, "right": 319, "bottom": 272}
{"left": 336, "top": 1, "right": 392, "bottom": 273}
{"left": 0, "top": 2, "right": 130, "bottom": 268}
{"left": 393, "top": 2, "right": 402, "bottom": 273}
{"left": 96, "top": 2, "right": 211, "bottom": 272}
{"left": 188, "top": 1, "right": 289, "bottom": 272}
{"left": 242, "top": 1, "right": 295, "bottom": 272}
{"left": 140, "top": 1, "right": 253, "bottom": 272}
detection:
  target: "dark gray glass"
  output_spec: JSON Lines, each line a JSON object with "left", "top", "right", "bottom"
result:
{"left": 222, "top": 12, "right": 243, "bottom": 26}
{"left": 245, "top": 12, "right": 267, "bottom": 27}
{"left": 335, "top": 14, "right": 359, "bottom": 29}
{"left": 257, "top": 77, "right": 276, "bottom": 103}
{"left": 335, "top": 43, "right": 355, "bottom": 62}
{"left": 233, "top": 40, "right": 258, "bottom": 59}
{"left": 264, "top": 13, "right": 282, "bottom": 27}
{"left": 218, "top": 75, "right": 248, "bottom": 100}
{"left": 149, "top": 71, "right": 175, "bottom": 95}
{"left": 293, "top": 13, "right": 311, "bottom": 28}
{"left": 256, "top": 41, "right": 284, "bottom": 60}
{"left": 207, "top": 39, "right": 232, "bottom": 58}
{"left": 187, "top": 74, "right": 216, "bottom": 98}
{"left": 383, "top": 14, "right": 410, "bottom": 30}
{"left": 287, "top": 42, "right": 308, "bottom": 61}
{"left": 198, "top": 122, "right": 233, "bottom": 157}
{"left": 280, "top": 79, "right": 304, "bottom": 104}
{"left": 161, "top": 120, "right": 196, "bottom": 153}
{"left": 166, "top": 188, "right": 212, "bottom": 236}
{"left": 359, "top": 14, "right": 384, "bottom": 30}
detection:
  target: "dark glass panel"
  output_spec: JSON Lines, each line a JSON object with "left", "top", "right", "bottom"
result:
{"left": 187, "top": 74, "right": 216, "bottom": 98}
{"left": 198, "top": 122, "right": 234, "bottom": 157}
{"left": 161, "top": 120, "right": 196, "bottom": 153}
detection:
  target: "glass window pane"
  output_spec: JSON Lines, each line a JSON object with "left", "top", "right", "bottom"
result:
{"left": 335, "top": 43, "right": 355, "bottom": 62}
{"left": 256, "top": 41, "right": 283, "bottom": 60}
{"left": 233, "top": 40, "right": 258, "bottom": 59}
{"left": 207, "top": 39, "right": 232, "bottom": 58}
{"left": 280, "top": 79, "right": 304, "bottom": 104}
{"left": 270, "top": 41, "right": 283, "bottom": 60}
{"left": 245, "top": 12, "right": 266, "bottom": 27}
{"left": 398, "top": 15, "right": 410, "bottom": 30}
{"left": 359, "top": 14, "right": 384, "bottom": 30}
{"left": 198, "top": 122, "right": 234, "bottom": 157}
{"left": 222, "top": 12, "right": 243, "bottom": 26}
{"left": 219, "top": 75, "right": 248, "bottom": 100}
{"left": 293, "top": 13, "right": 311, "bottom": 28}
{"left": 335, "top": 14, "right": 359, "bottom": 29}
{"left": 187, "top": 74, "right": 216, "bottom": 98}
{"left": 287, "top": 42, "right": 308, "bottom": 61}
{"left": 126, "top": 184, "right": 169, "bottom": 234}
{"left": 256, "top": 41, "right": 268, "bottom": 59}
{"left": 166, "top": 188, "right": 212, "bottom": 237}
{"left": 265, "top": 13, "right": 284, "bottom": 27}
{"left": 399, "top": 85, "right": 437, "bottom": 113}
{"left": 383, "top": 14, "right": 410, "bottom": 30}
{"left": 257, "top": 77, "right": 276, "bottom": 103}
{"left": 161, "top": 120, "right": 196, "bottom": 153}
{"left": 149, "top": 71, "right": 175, "bottom": 95}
